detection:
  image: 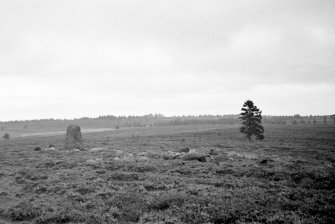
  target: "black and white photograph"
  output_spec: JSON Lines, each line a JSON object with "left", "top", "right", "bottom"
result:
{"left": 0, "top": 0, "right": 334, "bottom": 223}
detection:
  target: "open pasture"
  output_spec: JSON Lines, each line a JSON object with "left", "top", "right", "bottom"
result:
{"left": 0, "top": 124, "right": 334, "bottom": 224}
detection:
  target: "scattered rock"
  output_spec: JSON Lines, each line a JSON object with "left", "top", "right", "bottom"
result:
{"left": 123, "top": 153, "right": 135, "bottom": 161}
{"left": 88, "top": 147, "right": 104, "bottom": 152}
{"left": 137, "top": 155, "right": 149, "bottom": 161}
{"left": 164, "top": 151, "right": 185, "bottom": 160}
{"left": 177, "top": 147, "right": 190, "bottom": 153}
{"left": 211, "top": 154, "right": 229, "bottom": 165}
{"left": 64, "top": 125, "right": 84, "bottom": 150}
{"left": 209, "top": 148, "right": 220, "bottom": 155}
{"left": 136, "top": 152, "right": 150, "bottom": 161}
{"left": 86, "top": 158, "right": 104, "bottom": 165}
{"left": 180, "top": 153, "right": 209, "bottom": 162}
{"left": 138, "top": 152, "right": 148, "bottom": 157}
{"left": 113, "top": 152, "right": 136, "bottom": 162}
{"left": 189, "top": 148, "right": 197, "bottom": 153}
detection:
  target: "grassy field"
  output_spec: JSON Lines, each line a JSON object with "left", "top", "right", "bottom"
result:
{"left": 0, "top": 124, "right": 334, "bottom": 224}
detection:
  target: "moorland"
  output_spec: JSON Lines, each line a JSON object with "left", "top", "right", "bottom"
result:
{"left": 0, "top": 124, "right": 334, "bottom": 224}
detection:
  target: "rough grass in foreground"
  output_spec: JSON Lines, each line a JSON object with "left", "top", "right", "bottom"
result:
{"left": 0, "top": 124, "right": 334, "bottom": 223}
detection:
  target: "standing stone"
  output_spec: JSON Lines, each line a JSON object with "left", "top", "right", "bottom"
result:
{"left": 64, "top": 125, "right": 84, "bottom": 150}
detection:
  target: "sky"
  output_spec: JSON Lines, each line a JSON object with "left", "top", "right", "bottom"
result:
{"left": 0, "top": 0, "right": 334, "bottom": 121}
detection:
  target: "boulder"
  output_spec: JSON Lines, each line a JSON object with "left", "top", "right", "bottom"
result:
{"left": 164, "top": 151, "right": 185, "bottom": 160}
{"left": 138, "top": 152, "right": 148, "bottom": 157}
{"left": 113, "top": 152, "right": 135, "bottom": 162}
{"left": 64, "top": 125, "right": 84, "bottom": 150}
{"left": 177, "top": 147, "right": 190, "bottom": 153}
{"left": 189, "top": 148, "right": 197, "bottom": 153}
{"left": 209, "top": 148, "right": 220, "bottom": 155}
{"left": 180, "top": 152, "right": 209, "bottom": 162}
{"left": 136, "top": 152, "right": 150, "bottom": 161}
{"left": 122, "top": 152, "right": 135, "bottom": 161}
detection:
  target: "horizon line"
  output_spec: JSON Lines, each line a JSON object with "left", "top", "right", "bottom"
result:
{"left": 1, "top": 113, "right": 334, "bottom": 123}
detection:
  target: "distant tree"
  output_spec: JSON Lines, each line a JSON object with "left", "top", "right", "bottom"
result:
{"left": 292, "top": 120, "right": 298, "bottom": 125}
{"left": 331, "top": 115, "right": 335, "bottom": 125}
{"left": 294, "top": 114, "right": 301, "bottom": 118}
{"left": 3, "top": 133, "right": 9, "bottom": 140}
{"left": 239, "top": 100, "right": 264, "bottom": 141}
{"left": 313, "top": 117, "right": 317, "bottom": 125}
{"left": 323, "top": 116, "right": 327, "bottom": 125}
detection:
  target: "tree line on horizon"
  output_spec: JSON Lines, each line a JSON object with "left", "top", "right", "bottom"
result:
{"left": 0, "top": 114, "right": 334, "bottom": 132}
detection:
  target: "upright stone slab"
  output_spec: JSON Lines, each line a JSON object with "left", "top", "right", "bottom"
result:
{"left": 64, "top": 125, "right": 84, "bottom": 150}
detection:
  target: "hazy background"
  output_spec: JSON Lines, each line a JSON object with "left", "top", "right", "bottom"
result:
{"left": 0, "top": 0, "right": 334, "bottom": 121}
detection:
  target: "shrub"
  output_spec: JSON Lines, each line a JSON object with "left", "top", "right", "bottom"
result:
{"left": 3, "top": 133, "right": 9, "bottom": 139}
{"left": 7, "top": 202, "right": 40, "bottom": 221}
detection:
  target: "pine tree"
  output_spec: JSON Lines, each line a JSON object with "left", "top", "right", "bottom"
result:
{"left": 239, "top": 100, "right": 264, "bottom": 141}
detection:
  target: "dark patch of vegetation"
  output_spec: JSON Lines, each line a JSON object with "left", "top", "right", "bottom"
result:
{"left": 33, "top": 147, "right": 42, "bottom": 151}
{"left": 2, "top": 133, "right": 9, "bottom": 140}
{"left": 6, "top": 202, "right": 40, "bottom": 221}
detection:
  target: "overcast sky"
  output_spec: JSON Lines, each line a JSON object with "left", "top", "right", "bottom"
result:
{"left": 0, "top": 0, "right": 334, "bottom": 121}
